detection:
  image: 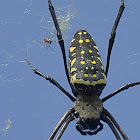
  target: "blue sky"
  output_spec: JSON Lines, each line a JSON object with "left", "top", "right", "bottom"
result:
{"left": 0, "top": 0, "right": 140, "bottom": 140}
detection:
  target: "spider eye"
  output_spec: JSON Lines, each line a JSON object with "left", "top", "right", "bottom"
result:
{"left": 69, "top": 29, "right": 107, "bottom": 96}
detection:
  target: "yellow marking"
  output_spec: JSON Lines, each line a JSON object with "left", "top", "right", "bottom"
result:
{"left": 101, "top": 66, "right": 104, "bottom": 70}
{"left": 102, "top": 73, "right": 107, "bottom": 80}
{"left": 71, "top": 58, "right": 76, "bottom": 67}
{"left": 83, "top": 32, "right": 87, "bottom": 34}
{"left": 79, "top": 39, "right": 83, "bottom": 43}
{"left": 2, "top": 119, "right": 11, "bottom": 134}
{"left": 86, "top": 67, "right": 88, "bottom": 70}
{"left": 70, "top": 47, "right": 76, "bottom": 52}
{"left": 71, "top": 67, "right": 77, "bottom": 73}
{"left": 86, "top": 39, "right": 90, "bottom": 43}
{"left": 91, "top": 56, "right": 94, "bottom": 58}
{"left": 72, "top": 53, "right": 76, "bottom": 56}
{"left": 93, "top": 46, "right": 98, "bottom": 50}
{"left": 84, "top": 74, "right": 88, "bottom": 77}
{"left": 71, "top": 78, "right": 107, "bottom": 86}
{"left": 80, "top": 61, "right": 86, "bottom": 64}
{"left": 93, "top": 74, "right": 96, "bottom": 77}
{"left": 81, "top": 51, "right": 85, "bottom": 54}
{"left": 81, "top": 70, "right": 83, "bottom": 72}
{"left": 71, "top": 73, "right": 77, "bottom": 82}
{"left": 91, "top": 67, "right": 94, "bottom": 70}
{"left": 69, "top": 58, "right": 71, "bottom": 63}
{"left": 78, "top": 32, "right": 82, "bottom": 35}
{"left": 71, "top": 38, "right": 75, "bottom": 42}
{"left": 97, "top": 52, "right": 100, "bottom": 55}
{"left": 81, "top": 56, "right": 84, "bottom": 59}
{"left": 89, "top": 50, "right": 93, "bottom": 53}
{"left": 97, "top": 57, "right": 102, "bottom": 63}
{"left": 92, "top": 60, "right": 96, "bottom": 64}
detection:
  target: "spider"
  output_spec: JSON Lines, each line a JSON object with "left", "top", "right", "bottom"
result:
{"left": 44, "top": 38, "right": 52, "bottom": 44}
{"left": 43, "top": 32, "right": 54, "bottom": 51}
{"left": 26, "top": 0, "right": 140, "bottom": 139}
{"left": 43, "top": 31, "right": 62, "bottom": 51}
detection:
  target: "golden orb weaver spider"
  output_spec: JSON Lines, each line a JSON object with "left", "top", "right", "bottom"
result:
{"left": 26, "top": 0, "right": 140, "bottom": 139}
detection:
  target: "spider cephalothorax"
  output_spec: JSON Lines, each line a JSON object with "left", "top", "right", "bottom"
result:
{"left": 26, "top": 0, "right": 140, "bottom": 139}
{"left": 74, "top": 94, "right": 103, "bottom": 134}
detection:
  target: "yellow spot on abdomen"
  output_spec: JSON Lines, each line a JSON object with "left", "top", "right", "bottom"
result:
{"left": 80, "top": 61, "right": 86, "bottom": 64}
{"left": 71, "top": 67, "right": 77, "bottom": 73}
{"left": 86, "top": 67, "right": 88, "bottom": 70}
{"left": 84, "top": 74, "right": 88, "bottom": 77}
{"left": 91, "top": 67, "right": 94, "bottom": 70}
{"left": 71, "top": 58, "right": 76, "bottom": 67}
{"left": 71, "top": 38, "right": 75, "bottom": 42}
{"left": 101, "top": 66, "right": 104, "bottom": 70}
{"left": 97, "top": 57, "right": 102, "bottom": 63}
{"left": 79, "top": 39, "right": 83, "bottom": 43}
{"left": 89, "top": 50, "right": 93, "bottom": 53}
{"left": 83, "top": 32, "right": 87, "bottom": 34}
{"left": 93, "top": 46, "right": 98, "bottom": 50}
{"left": 93, "top": 74, "right": 96, "bottom": 77}
{"left": 72, "top": 53, "right": 76, "bottom": 56}
{"left": 70, "top": 47, "right": 76, "bottom": 52}
{"left": 81, "top": 51, "right": 85, "bottom": 54}
{"left": 78, "top": 32, "right": 82, "bottom": 35}
{"left": 92, "top": 60, "right": 96, "bottom": 64}
{"left": 102, "top": 73, "right": 107, "bottom": 80}
{"left": 71, "top": 73, "right": 77, "bottom": 82}
{"left": 86, "top": 39, "right": 90, "bottom": 43}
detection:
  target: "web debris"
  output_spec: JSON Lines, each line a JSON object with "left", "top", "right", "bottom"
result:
{"left": 1, "top": 119, "right": 11, "bottom": 135}
{"left": 128, "top": 53, "right": 140, "bottom": 65}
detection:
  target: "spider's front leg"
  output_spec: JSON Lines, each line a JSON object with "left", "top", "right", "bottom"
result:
{"left": 25, "top": 59, "right": 75, "bottom": 102}
{"left": 105, "top": 0, "right": 125, "bottom": 77}
{"left": 48, "top": 0, "right": 70, "bottom": 84}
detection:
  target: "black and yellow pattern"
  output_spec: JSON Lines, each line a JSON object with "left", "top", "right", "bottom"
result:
{"left": 69, "top": 29, "right": 107, "bottom": 96}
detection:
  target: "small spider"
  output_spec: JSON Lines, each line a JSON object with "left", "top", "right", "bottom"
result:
{"left": 42, "top": 32, "right": 55, "bottom": 51}
{"left": 43, "top": 38, "right": 52, "bottom": 44}
{"left": 26, "top": 0, "right": 140, "bottom": 139}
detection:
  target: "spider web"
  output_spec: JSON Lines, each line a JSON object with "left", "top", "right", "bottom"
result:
{"left": 0, "top": 0, "right": 78, "bottom": 84}
{"left": 0, "top": 0, "right": 139, "bottom": 140}
{"left": 0, "top": 0, "right": 78, "bottom": 138}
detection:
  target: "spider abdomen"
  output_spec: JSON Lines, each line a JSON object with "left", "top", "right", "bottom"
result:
{"left": 69, "top": 29, "right": 107, "bottom": 96}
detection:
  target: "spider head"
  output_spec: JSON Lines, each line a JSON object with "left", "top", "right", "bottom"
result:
{"left": 74, "top": 94, "right": 103, "bottom": 134}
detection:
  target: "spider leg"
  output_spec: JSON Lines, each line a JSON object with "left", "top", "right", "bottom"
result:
{"left": 105, "top": 0, "right": 125, "bottom": 77}
{"left": 101, "top": 114, "right": 121, "bottom": 140}
{"left": 48, "top": 0, "right": 70, "bottom": 85}
{"left": 103, "top": 109, "right": 129, "bottom": 139}
{"left": 102, "top": 81, "right": 140, "bottom": 102}
{"left": 46, "top": 43, "right": 55, "bottom": 52}
{"left": 55, "top": 115, "right": 75, "bottom": 139}
{"left": 25, "top": 59, "right": 76, "bottom": 102}
{"left": 48, "top": 107, "right": 75, "bottom": 140}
